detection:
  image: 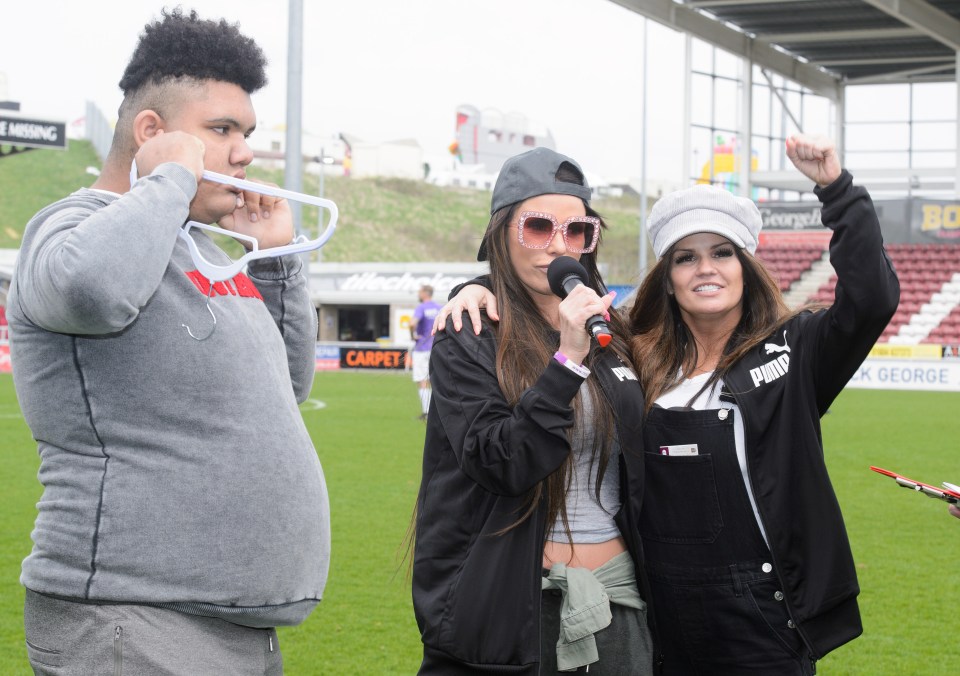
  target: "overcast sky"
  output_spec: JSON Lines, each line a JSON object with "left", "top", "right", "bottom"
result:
{"left": 0, "top": 0, "right": 691, "bottom": 181}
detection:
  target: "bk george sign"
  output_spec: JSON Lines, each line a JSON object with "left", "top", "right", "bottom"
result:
{"left": 920, "top": 203, "right": 960, "bottom": 237}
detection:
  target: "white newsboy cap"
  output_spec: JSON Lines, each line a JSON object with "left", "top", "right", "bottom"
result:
{"left": 648, "top": 184, "right": 762, "bottom": 259}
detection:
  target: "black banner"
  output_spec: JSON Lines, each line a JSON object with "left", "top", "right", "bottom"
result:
{"left": 758, "top": 204, "right": 824, "bottom": 231}
{"left": 340, "top": 346, "right": 407, "bottom": 370}
{"left": 0, "top": 115, "right": 67, "bottom": 150}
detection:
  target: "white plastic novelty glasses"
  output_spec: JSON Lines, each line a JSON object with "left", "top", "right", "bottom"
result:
{"left": 129, "top": 161, "right": 339, "bottom": 282}
{"left": 129, "top": 160, "right": 338, "bottom": 340}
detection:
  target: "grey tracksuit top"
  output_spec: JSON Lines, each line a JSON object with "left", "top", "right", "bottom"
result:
{"left": 8, "top": 162, "right": 330, "bottom": 627}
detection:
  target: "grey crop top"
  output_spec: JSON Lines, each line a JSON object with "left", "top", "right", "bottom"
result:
{"left": 546, "top": 384, "right": 622, "bottom": 544}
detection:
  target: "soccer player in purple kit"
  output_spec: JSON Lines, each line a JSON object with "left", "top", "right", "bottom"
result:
{"left": 410, "top": 284, "right": 442, "bottom": 420}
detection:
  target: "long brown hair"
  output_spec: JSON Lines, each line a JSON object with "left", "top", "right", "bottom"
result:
{"left": 483, "top": 174, "right": 632, "bottom": 541}
{"left": 401, "top": 167, "right": 631, "bottom": 574}
{"left": 628, "top": 244, "right": 809, "bottom": 410}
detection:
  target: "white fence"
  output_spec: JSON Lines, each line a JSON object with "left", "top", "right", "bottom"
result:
{"left": 85, "top": 101, "right": 112, "bottom": 161}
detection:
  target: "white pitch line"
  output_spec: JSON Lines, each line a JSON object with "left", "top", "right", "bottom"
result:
{"left": 299, "top": 399, "right": 327, "bottom": 411}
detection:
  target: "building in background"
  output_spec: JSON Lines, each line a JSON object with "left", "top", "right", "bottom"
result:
{"left": 347, "top": 137, "right": 424, "bottom": 180}
{"left": 428, "top": 104, "right": 555, "bottom": 190}
{"left": 216, "top": 124, "right": 425, "bottom": 181}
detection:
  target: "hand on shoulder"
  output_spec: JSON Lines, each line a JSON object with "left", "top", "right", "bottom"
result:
{"left": 433, "top": 285, "right": 499, "bottom": 336}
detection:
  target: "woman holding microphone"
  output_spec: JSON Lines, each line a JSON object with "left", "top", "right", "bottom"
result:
{"left": 413, "top": 148, "right": 655, "bottom": 675}
{"left": 436, "top": 134, "right": 899, "bottom": 674}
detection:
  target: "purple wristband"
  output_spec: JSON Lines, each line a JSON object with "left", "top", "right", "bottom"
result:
{"left": 553, "top": 351, "right": 590, "bottom": 378}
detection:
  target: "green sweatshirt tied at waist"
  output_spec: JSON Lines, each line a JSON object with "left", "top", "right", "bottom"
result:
{"left": 541, "top": 550, "right": 645, "bottom": 672}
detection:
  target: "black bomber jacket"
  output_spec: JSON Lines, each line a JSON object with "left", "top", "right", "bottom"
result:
{"left": 413, "top": 169, "right": 898, "bottom": 669}
{"left": 715, "top": 170, "right": 899, "bottom": 659}
{"left": 412, "top": 325, "right": 651, "bottom": 674}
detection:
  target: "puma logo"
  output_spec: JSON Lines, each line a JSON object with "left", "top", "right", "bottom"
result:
{"left": 750, "top": 354, "right": 791, "bottom": 388}
{"left": 764, "top": 330, "right": 791, "bottom": 355}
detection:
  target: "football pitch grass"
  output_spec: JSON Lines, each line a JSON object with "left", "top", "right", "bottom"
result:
{"left": 0, "top": 371, "right": 957, "bottom": 675}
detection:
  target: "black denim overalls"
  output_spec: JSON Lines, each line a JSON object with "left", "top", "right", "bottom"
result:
{"left": 639, "top": 404, "right": 815, "bottom": 676}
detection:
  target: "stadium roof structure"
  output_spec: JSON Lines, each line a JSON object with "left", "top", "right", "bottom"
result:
{"left": 608, "top": 0, "right": 960, "bottom": 194}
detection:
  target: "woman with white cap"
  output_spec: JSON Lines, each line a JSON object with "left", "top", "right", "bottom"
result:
{"left": 626, "top": 134, "right": 898, "bottom": 675}
{"left": 413, "top": 147, "right": 655, "bottom": 674}
{"left": 437, "top": 134, "right": 900, "bottom": 674}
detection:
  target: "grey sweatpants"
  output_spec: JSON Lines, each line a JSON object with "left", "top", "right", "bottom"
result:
{"left": 24, "top": 589, "right": 283, "bottom": 676}
{"left": 540, "top": 589, "right": 654, "bottom": 675}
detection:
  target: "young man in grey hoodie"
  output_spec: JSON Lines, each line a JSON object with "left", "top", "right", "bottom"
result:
{"left": 10, "top": 9, "right": 329, "bottom": 675}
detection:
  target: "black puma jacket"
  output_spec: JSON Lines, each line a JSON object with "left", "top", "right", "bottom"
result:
{"left": 412, "top": 323, "right": 651, "bottom": 673}
{"left": 715, "top": 170, "right": 899, "bottom": 658}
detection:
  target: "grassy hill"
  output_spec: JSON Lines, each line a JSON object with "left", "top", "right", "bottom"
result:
{"left": 0, "top": 143, "right": 102, "bottom": 247}
{"left": 0, "top": 141, "right": 652, "bottom": 284}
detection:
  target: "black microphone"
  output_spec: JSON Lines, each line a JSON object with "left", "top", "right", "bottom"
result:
{"left": 547, "top": 256, "right": 612, "bottom": 348}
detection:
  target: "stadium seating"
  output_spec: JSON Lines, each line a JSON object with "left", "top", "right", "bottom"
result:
{"left": 756, "top": 242, "right": 960, "bottom": 345}
{"left": 925, "top": 304, "right": 960, "bottom": 345}
{"left": 710, "top": 241, "right": 960, "bottom": 344}
{"left": 809, "top": 243, "right": 960, "bottom": 344}
{"left": 754, "top": 243, "right": 827, "bottom": 292}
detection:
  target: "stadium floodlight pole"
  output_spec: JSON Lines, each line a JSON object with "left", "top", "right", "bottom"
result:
{"left": 639, "top": 17, "right": 649, "bottom": 282}
{"left": 317, "top": 146, "right": 325, "bottom": 264}
{"left": 319, "top": 147, "right": 326, "bottom": 200}
{"left": 285, "top": 0, "right": 304, "bottom": 239}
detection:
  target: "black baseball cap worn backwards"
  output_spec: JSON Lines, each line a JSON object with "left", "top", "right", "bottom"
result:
{"left": 478, "top": 147, "right": 593, "bottom": 261}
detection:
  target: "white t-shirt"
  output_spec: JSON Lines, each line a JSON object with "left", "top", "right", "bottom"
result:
{"left": 655, "top": 372, "right": 769, "bottom": 546}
